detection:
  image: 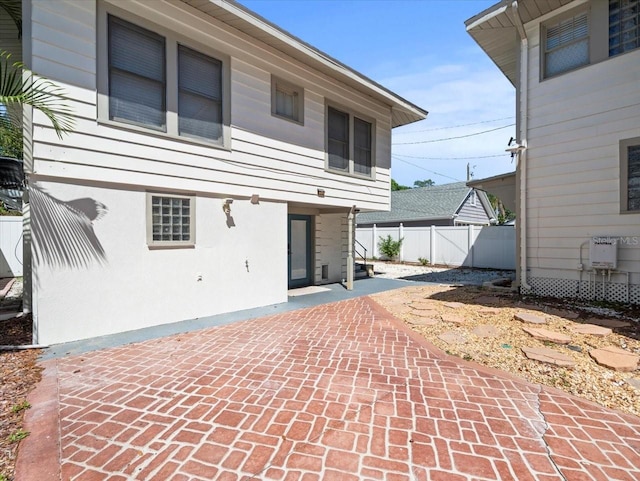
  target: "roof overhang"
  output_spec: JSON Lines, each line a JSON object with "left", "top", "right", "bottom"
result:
{"left": 181, "top": 0, "right": 428, "bottom": 127}
{"left": 465, "top": 0, "right": 574, "bottom": 85}
{"left": 467, "top": 171, "right": 516, "bottom": 211}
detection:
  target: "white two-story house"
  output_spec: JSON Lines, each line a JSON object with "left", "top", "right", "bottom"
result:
{"left": 467, "top": 0, "right": 640, "bottom": 305}
{"left": 9, "top": 0, "right": 426, "bottom": 344}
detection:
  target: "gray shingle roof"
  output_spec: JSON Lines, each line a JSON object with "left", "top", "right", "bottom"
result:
{"left": 357, "top": 182, "right": 471, "bottom": 224}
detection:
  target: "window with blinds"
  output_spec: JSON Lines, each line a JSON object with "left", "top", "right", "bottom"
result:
{"left": 178, "top": 45, "right": 222, "bottom": 141}
{"left": 609, "top": 0, "right": 639, "bottom": 56}
{"left": 108, "top": 16, "right": 166, "bottom": 129}
{"left": 271, "top": 77, "right": 303, "bottom": 123}
{"left": 627, "top": 144, "right": 640, "bottom": 211}
{"left": 543, "top": 11, "right": 589, "bottom": 78}
{"left": 326, "top": 106, "right": 374, "bottom": 177}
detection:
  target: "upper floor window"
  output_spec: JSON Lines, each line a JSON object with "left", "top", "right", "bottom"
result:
{"left": 101, "top": 11, "right": 228, "bottom": 146}
{"left": 271, "top": 76, "right": 304, "bottom": 124}
{"left": 621, "top": 137, "right": 640, "bottom": 212}
{"left": 543, "top": 10, "right": 589, "bottom": 78}
{"left": 327, "top": 105, "right": 374, "bottom": 178}
{"left": 609, "top": 0, "right": 639, "bottom": 56}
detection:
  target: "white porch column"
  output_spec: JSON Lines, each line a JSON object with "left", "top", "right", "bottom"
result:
{"left": 346, "top": 206, "right": 355, "bottom": 290}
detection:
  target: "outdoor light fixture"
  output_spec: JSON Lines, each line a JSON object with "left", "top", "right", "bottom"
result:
{"left": 222, "top": 198, "right": 233, "bottom": 214}
{"left": 317, "top": 188, "right": 325, "bottom": 198}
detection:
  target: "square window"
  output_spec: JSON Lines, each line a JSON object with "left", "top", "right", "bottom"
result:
{"left": 326, "top": 105, "right": 374, "bottom": 178}
{"left": 542, "top": 10, "right": 589, "bottom": 78}
{"left": 147, "top": 193, "right": 195, "bottom": 246}
{"left": 271, "top": 76, "right": 304, "bottom": 123}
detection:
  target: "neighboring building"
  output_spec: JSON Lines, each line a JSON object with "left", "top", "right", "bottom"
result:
{"left": 466, "top": 0, "right": 640, "bottom": 304}
{"left": 12, "top": 0, "right": 426, "bottom": 344}
{"left": 356, "top": 182, "right": 495, "bottom": 228}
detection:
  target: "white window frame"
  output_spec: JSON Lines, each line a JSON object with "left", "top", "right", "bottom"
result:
{"left": 271, "top": 76, "right": 304, "bottom": 124}
{"left": 97, "top": 3, "right": 231, "bottom": 148}
{"left": 146, "top": 193, "right": 196, "bottom": 247}
{"left": 325, "top": 103, "right": 376, "bottom": 179}
{"left": 541, "top": 7, "right": 590, "bottom": 79}
{"left": 620, "top": 136, "right": 640, "bottom": 214}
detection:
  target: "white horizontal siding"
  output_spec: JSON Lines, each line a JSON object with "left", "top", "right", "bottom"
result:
{"left": 28, "top": 0, "right": 394, "bottom": 211}
{"left": 523, "top": 9, "right": 640, "bottom": 283}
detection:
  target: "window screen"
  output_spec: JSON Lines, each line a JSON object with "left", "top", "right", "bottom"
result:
{"left": 328, "top": 107, "right": 349, "bottom": 171}
{"left": 545, "top": 12, "right": 589, "bottom": 77}
{"left": 178, "top": 45, "right": 222, "bottom": 141}
{"left": 354, "top": 117, "right": 372, "bottom": 176}
{"left": 108, "top": 16, "right": 166, "bottom": 128}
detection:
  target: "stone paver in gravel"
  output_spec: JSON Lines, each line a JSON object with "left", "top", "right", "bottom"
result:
{"left": 440, "top": 313, "right": 466, "bottom": 324}
{"left": 515, "top": 311, "right": 547, "bottom": 324}
{"left": 471, "top": 325, "right": 501, "bottom": 338}
{"left": 17, "top": 297, "right": 640, "bottom": 481}
{"left": 410, "top": 308, "right": 439, "bottom": 318}
{"left": 438, "top": 331, "right": 466, "bottom": 345}
{"left": 407, "top": 317, "right": 439, "bottom": 326}
{"left": 589, "top": 346, "right": 640, "bottom": 372}
{"left": 586, "top": 317, "right": 632, "bottom": 328}
{"left": 521, "top": 346, "right": 576, "bottom": 367}
{"left": 478, "top": 307, "right": 501, "bottom": 315}
{"left": 443, "top": 302, "right": 465, "bottom": 309}
{"left": 568, "top": 323, "right": 612, "bottom": 337}
{"left": 521, "top": 327, "right": 572, "bottom": 345}
{"left": 411, "top": 301, "right": 438, "bottom": 310}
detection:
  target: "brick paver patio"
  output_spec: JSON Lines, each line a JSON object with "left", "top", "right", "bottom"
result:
{"left": 17, "top": 297, "right": 640, "bottom": 480}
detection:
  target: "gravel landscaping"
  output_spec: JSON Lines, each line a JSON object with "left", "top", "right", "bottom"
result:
{"left": 371, "top": 260, "right": 515, "bottom": 285}
{"left": 369, "top": 262, "right": 640, "bottom": 417}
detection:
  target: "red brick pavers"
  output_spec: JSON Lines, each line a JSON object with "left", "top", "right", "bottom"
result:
{"left": 18, "top": 297, "right": 640, "bottom": 480}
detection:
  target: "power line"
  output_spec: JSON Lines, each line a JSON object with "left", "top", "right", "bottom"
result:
{"left": 393, "top": 123, "right": 514, "bottom": 145}
{"left": 392, "top": 156, "right": 463, "bottom": 182}
{"left": 394, "top": 116, "right": 515, "bottom": 135}
{"left": 393, "top": 153, "right": 508, "bottom": 160}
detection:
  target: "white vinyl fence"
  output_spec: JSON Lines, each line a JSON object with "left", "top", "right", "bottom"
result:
{"left": 356, "top": 224, "right": 516, "bottom": 270}
{"left": 0, "top": 216, "right": 23, "bottom": 277}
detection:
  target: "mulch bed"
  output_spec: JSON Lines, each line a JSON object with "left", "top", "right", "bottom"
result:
{"left": 0, "top": 315, "right": 42, "bottom": 481}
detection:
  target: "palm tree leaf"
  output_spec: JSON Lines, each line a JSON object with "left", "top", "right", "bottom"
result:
{"left": 0, "top": 0, "right": 21, "bottom": 38}
{"left": 0, "top": 50, "right": 75, "bottom": 139}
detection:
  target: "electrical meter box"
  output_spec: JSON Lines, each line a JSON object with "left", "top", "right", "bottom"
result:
{"left": 589, "top": 237, "right": 617, "bottom": 269}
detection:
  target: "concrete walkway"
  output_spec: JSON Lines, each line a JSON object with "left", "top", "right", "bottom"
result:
{"left": 18, "top": 295, "right": 640, "bottom": 480}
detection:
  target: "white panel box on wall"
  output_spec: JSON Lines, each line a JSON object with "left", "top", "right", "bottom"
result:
{"left": 589, "top": 237, "right": 618, "bottom": 269}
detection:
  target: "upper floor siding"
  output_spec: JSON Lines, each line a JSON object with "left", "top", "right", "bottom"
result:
{"left": 521, "top": 0, "right": 640, "bottom": 274}
{"left": 25, "top": 0, "right": 395, "bottom": 211}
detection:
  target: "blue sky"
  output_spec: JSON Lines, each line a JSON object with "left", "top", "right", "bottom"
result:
{"left": 240, "top": 0, "right": 516, "bottom": 186}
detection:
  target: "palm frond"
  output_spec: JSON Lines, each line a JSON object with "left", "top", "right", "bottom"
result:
{"left": 0, "top": 0, "right": 21, "bottom": 37}
{"left": 0, "top": 51, "right": 74, "bottom": 139}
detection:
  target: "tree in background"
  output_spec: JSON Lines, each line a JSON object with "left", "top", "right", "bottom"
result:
{"left": 391, "top": 179, "right": 411, "bottom": 191}
{"left": 487, "top": 193, "right": 515, "bottom": 224}
{"left": 413, "top": 179, "right": 435, "bottom": 188}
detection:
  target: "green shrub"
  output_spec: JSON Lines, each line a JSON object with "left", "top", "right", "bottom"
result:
{"left": 378, "top": 235, "right": 403, "bottom": 260}
{"left": 418, "top": 257, "right": 430, "bottom": 266}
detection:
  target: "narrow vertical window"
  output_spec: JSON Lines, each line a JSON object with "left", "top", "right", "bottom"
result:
{"left": 327, "top": 107, "right": 349, "bottom": 171}
{"left": 108, "top": 16, "right": 166, "bottom": 128}
{"left": 354, "top": 117, "right": 372, "bottom": 176}
{"left": 627, "top": 144, "right": 640, "bottom": 211}
{"left": 178, "top": 45, "right": 223, "bottom": 142}
{"left": 609, "top": 0, "right": 640, "bottom": 56}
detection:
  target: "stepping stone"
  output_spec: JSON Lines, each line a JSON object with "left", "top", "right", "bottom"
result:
{"left": 388, "top": 305, "right": 413, "bottom": 315}
{"left": 408, "top": 317, "right": 438, "bottom": 326}
{"left": 521, "top": 347, "right": 575, "bottom": 367}
{"left": 569, "top": 324, "right": 612, "bottom": 337}
{"left": 441, "top": 313, "right": 466, "bottom": 324}
{"left": 438, "top": 331, "right": 466, "bottom": 344}
{"left": 411, "top": 301, "right": 438, "bottom": 310}
{"left": 443, "top": 302, "right": 465, "bottom": 309}
{"left": 586, "top": 318, "right": 631, "bottom": 329}
{"left": 478, "top": 307, "right": 501, "bottom": 315}
{"left": 472, "top": 325, "right": 500, "bottom": 338}
{"left": 589, "top": 347, "right": 639, "bottom": 372}
{"left": 522, "top": 327, "right": 572, "bottom": 345}
{"left": 545, "top": 308, "right": 579, "bottom": 319}
{"left": 515, "top": 312, "right": 547, "bottom": 324}
{"left": 411, "top": 309, "right": 439, "bottom": 318}
{"left": 628, "top": 378, "right": 640, "bottom": 390}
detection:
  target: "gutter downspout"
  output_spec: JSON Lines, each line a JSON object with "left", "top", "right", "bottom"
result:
{"left": 511, "top": 1, "right": 532, "bottom": 292}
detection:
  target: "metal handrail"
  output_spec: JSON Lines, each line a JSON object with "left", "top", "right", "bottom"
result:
{"left": 354, "top": 239, "right": 367, "bottom": 267}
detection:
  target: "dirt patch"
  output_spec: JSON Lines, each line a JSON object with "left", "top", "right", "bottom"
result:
{"left": 0, "top": 282, "right": 42, "bottom": 481}
{"left": 371, "top": 284, "right": 640, "bottom": 417}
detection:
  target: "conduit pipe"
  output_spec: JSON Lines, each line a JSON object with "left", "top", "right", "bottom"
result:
{"left": 511, "top": 1, "right": 532, "bottom": 291}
